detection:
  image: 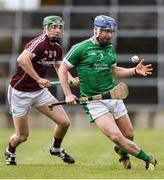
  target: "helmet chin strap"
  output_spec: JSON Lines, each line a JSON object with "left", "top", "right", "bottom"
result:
{"left": 96, "top": 37, "right": 111, "bottom": 46}
{"left": 94, "top": 27, "right": 100, "bottom": 38}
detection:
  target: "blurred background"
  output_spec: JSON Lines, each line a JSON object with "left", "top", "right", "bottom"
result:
{"left": 0, "top": 0, "right": 164, "bottom": 129}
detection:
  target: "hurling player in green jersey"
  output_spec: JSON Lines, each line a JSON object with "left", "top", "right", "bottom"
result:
{"left": 58, "top": 15, "right": 157, "bottom": 170}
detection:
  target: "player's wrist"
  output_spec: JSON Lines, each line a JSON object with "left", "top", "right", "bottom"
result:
{"left": 134, "top": 68, "right": 138, "bottom": 75}
{"left": 36, "top": 77, "right": 42, "bottom": 83}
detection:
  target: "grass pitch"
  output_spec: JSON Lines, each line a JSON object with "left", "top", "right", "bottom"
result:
{"left": 0, "top": 128, "right": 164, "bottom": 179}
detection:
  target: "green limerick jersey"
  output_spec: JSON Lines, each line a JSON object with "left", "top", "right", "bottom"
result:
{"left": 64, "top": 38, "right": 117, "bottom": 97}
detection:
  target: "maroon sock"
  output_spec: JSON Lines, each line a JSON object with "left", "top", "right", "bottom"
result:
{"left": 52, "top": 137, "right": 63, "bottom": 148}
{"left": 8, "top": 143, "right": 16, "bottom": 153}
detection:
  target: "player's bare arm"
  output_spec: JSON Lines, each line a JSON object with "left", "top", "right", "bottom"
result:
{"left": 112, "top": 59, "right": 153, "bottom": 78}
{"left": 112, "top": 65, "right": 136, "bottom": 78}
{"left": 54, "top": 64, "right": 79, "bottom": 87}
{"left": 58, "top": 62, "right": 77, "bottom": 105}
{"left": 17, "top": 49, "right": 51, "bottom": 88}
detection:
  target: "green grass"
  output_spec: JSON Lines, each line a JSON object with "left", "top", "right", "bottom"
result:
{"left": 0, "top": 128, "right": 164, "bottom": 179}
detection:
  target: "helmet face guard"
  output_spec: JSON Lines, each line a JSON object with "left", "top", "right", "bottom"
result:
{"left": 43, "top": 15, "right": 64, "bottom": 43}
{"left": 93, "top": 15, "right": 117, "bottom": 46}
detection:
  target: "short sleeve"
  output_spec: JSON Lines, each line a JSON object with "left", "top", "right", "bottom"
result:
{"left": 111, "top": 46, "right": 117, "bottom": 65}
{"left": 64, "top": 43, "right": 82, "bottom": 67}
{"left": 25, "top": 35, "right": 45, "bottom": 57}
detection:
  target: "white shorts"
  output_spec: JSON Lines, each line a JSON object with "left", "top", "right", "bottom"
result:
{"left": 8, "top": 85, "right": 55, "bottom": 117}
{"left": 82, "top": 99, "right": 127, "bottom": 123}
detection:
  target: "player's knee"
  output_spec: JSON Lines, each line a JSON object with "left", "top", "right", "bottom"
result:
{"left": 17, "top": 133, "right": 29, "bottom": 142}
{"left": 109, "top": 132, "right": 123, "bottom": 144}
{"left": 124, "top": 129, "right": 134, "bottom": 140}
{"left": 59, "top": 119, "right": 70, "bottom": 128}
{"left": 125, "top": 133, "right": 134, "bottom": 141}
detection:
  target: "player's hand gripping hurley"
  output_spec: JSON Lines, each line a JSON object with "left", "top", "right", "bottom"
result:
{"left": 48, "top": 82, "right": 129, "bottom": 111}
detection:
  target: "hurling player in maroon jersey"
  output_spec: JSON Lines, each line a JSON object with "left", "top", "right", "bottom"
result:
{"left": 5, "top": 15, "right": 79, "bottom": 165}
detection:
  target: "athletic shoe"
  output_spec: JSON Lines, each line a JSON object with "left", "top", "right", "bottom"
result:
{"left": 114, "top": 146, "right": 131, "bottom": 169}
{"left": 50, "top": 147, "right": 75, "bottom": 164}
{"left": 4, "top": 149, "right": 17, "bottom": 165}
{"left": 145, "top": 156, "right": 158, "bottom": 170}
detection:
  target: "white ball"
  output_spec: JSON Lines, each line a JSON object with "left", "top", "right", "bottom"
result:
{"left": 131, "top": 55, "right": 139, "bottom": 63}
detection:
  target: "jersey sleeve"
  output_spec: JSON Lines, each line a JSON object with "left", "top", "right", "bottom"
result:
{"left": 111, "top": 46, "right": 117, "bottom": 65}
{"left": 64, "top": 43, "right": 82, "bottom": 67}
{"left": 25, "top": 35, "right": 45, "bottom": 57}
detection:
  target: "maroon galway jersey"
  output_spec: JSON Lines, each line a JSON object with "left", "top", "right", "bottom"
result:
{"left": 10, "top": 34, "right": 63, "bottom": 92}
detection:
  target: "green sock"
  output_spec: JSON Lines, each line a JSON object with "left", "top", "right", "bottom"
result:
{"left": 136, "top": 149, "right": 152, "bottom": 161}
